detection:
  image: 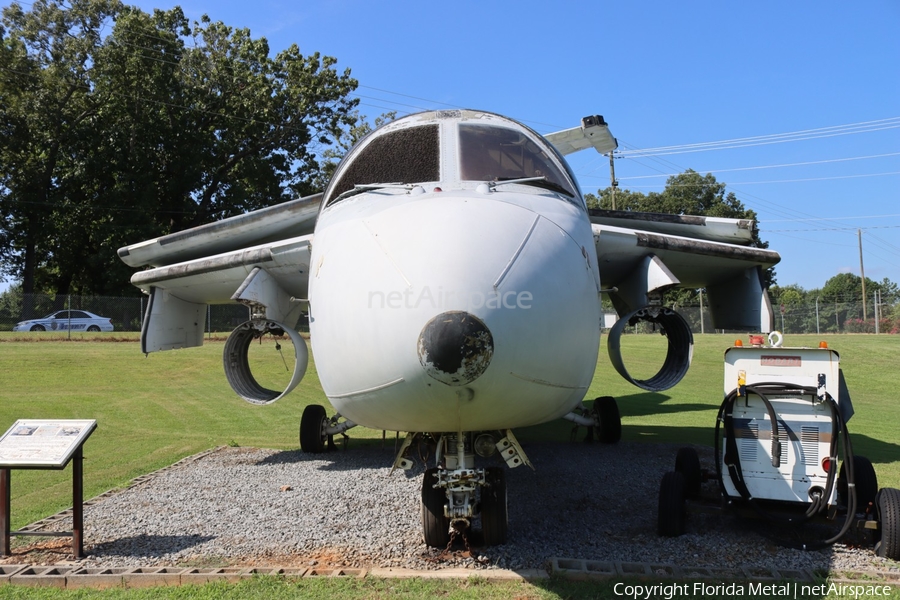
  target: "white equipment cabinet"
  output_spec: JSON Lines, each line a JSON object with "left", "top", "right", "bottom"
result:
{"left": 656, "top": 337, "right": 900, "bottom": 561}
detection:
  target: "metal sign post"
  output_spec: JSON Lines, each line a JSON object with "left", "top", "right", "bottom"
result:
{"left": 0, "top": 419, "right": 97, "bottom": 559}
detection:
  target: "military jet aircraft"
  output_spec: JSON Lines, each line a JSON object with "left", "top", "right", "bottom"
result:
{"left": 118, "top": 109, "right": 779, "bottom": 547}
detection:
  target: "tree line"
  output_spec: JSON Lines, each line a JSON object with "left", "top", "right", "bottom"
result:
{"left": 2, "top": 0, "right": 897, "bottom": 334}
{"left": 1, "top": 0, "right": 359, "bottom": 296}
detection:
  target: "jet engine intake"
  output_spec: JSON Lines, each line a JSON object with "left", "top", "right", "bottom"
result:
{"left": 223, "top": 319, "right": 309, "bottom": 404}
{"left": 607, "top": 307, "right": 693, "bottom": 392}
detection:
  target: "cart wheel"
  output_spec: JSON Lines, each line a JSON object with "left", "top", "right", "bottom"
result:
{"left": 675, "top": 447, "right": 702, "bottom": 499}
{"left": 592, "top": 396, "right": 621, "bottom": 444}
{"left": 658, "top": 471, "right": 686, "bottom": 537}
{"left": 875, "top": 487, "right": 900, "bottom": 561}
{"left": 838, "top": 455, "right": 879, "bottom": 510}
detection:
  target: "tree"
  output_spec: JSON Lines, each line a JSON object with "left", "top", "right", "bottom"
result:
{"left": 0, "top": 1, "right": 360, "bottom": 296}
{"left": 769, "top": 283, "right": 816, "bottom": 333}
{"left": 820, "top": 272, "right": 897, "bottom": 332}
{"left": 312, "top": 110, "right": 396, "bottom": 191}
{"left": 0, "top": 0, "right": 122, "bottom": 296}
{"left": 588, "top": 170, "right": 766, "bottom": 239}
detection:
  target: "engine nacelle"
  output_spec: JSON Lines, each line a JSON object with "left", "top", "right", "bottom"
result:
{"left": 223, "top": 319, "right": 309, "bottom": 404}
{"left": 607, "top": 307, "right": 693, "bottom": 392}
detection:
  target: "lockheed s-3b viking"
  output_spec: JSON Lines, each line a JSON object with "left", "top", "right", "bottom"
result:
{"left": 118, "top": 109, "right": 780, "bottom": 547}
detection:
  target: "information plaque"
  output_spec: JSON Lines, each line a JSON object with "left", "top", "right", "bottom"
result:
{"left": 0, "top": 419, "right": 97, "bottom": 468}
{"left": 1, "top": 419, "right": 97, "bottom": 558}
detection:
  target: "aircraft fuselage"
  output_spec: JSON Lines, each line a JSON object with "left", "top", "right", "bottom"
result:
{"left": 308, "top": 111, "right": 602, "bottom": 433}
{"left": 309, "top": 187, "right": 601, "bottom": 432}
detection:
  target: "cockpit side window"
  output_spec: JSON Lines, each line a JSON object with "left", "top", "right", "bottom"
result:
{"left": 459, "top": 124, "right": 576, "bottom": 196}
{"left": 326, "top": 124, "right": 440, "bottom": 204}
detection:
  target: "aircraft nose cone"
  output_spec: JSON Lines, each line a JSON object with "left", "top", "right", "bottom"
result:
{"left": 417, "top": 311, "right": 494, "bottom": 386}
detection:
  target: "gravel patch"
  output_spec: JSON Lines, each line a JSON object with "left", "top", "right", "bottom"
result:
{"left": 11, "top": 441, "right": 900, "bottom": 575}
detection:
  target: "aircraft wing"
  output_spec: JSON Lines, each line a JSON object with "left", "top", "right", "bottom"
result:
{"left": 592, "top": 214, "right": 779, "bottom": 332}
{"left": 131, "top": 235, "right": 313, "bottom": 353}
{"left": 118, "top": 193, "right": 322, "bottom": 268}
{"left": 589, "top": 208, "right": 756, "bottom": 245}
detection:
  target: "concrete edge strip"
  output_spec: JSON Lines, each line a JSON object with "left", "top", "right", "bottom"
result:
{"left": 1, "top": 561, "right": 898, "bottom": 589}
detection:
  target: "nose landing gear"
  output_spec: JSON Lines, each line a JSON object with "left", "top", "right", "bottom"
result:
{"left": 413, "top": 429, "right": 523, "bottom": 548}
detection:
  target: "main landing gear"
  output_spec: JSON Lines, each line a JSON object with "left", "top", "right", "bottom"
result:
{"left": 562, "top": 396, "right": 622, "bottom": 444}
{"left": 299, "top": 404, "right": 356, "bottom": 453}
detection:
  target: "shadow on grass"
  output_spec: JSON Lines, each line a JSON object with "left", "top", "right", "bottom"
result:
{"left": 257, "top": 396, "right": 900, "bottom": 472}
{"left": 605, "top": 391, "right": 714, "bottom": 418}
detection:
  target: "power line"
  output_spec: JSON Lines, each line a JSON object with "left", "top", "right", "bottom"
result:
{"left": 616, "top": 171, "right": 900, "bottom": 187}
{"left": 617, "top": 152, "right": 900, "bottom": 181}
{"left": 765, "top": 225, "right": 900, "bottom": 233}
{"left": 764, "top": 213, "right": 900, "bottom": 223}
{"left": 616, "top": 117, "right": 900, "bottom": 158}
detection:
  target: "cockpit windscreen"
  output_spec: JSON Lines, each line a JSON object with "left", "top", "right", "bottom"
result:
{"left": 326, "top": 124, "right": 440, "bottom": 204}
{"left": 459, "top": 124, "right": 576, "bottom": 197}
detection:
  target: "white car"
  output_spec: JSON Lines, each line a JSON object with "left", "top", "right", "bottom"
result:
{"left": 13, "top": 310, "right": 114, "bottom": 332}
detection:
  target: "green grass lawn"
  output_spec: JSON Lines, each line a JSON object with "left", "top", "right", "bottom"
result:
{"left": 0, "top": 332, "right": 898, "bottom": 532}
{"left": 3, "top": 573, "right": 900, "bottom": 600}
{"left": 1, "top": 332, "right": 899, "bottom": 599}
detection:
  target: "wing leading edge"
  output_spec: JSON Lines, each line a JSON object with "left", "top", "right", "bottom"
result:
{"left": 118, "top": 193, "right": 322, "bottom": 268}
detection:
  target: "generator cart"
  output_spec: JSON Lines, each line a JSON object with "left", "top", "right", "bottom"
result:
{"left": 657, "top": 334, "right": 900, "bottom": 560}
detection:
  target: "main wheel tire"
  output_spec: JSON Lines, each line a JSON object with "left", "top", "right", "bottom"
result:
{"left": 658, "top": 471, "right": 686, "bottom": 537}
{"left": 87, "top": 325, "right": 100, "bottom": 332}
{"left": 422, "top": 468, "right": 449, "bottom": 548}
{"left": 593, "top": 396, "right": 621, "bottom": 444}
{"left": 299, "top": 404, "right": 327, "bottom": 453}
{"left": 30, "top": 325, "right": 45, "bottom": 332}
{"left": 838, "top": 455, "right": 879, "bottom": 510}
{"left": 481, "top": 467, "right": 508, "bottom": 546}
{"left": 675, "top": 447, "right": 702, "bottom": 499}
{"left": 875, "top": 487, "right": 900, "bottom": 560}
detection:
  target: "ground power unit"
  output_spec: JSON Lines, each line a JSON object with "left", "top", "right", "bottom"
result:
{"left": 657, "top": 334, "right": 900, "bottom": 560}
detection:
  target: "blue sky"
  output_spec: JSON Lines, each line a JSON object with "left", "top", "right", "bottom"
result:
{"left": 2, "top": 1, "right": 898, "bottom": 293}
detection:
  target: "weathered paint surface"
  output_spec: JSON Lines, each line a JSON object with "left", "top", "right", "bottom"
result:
{"left": 417, "top": 312, "right": 494, "bottom": 386}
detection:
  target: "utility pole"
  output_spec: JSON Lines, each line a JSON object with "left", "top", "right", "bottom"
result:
{"left": 815, "top": 296, "right": 820, "bottom": 335}
{"left": 699, "top": 289, "right": 705, "bottom": 334}
{"left": 608, "top": 151, "right": 618, "bottom": 210}
{"left": 858, "top": 229, "right": 867, "bottom": 320}
{"left": 875, "top": 290, "right": 881, "bottom": 334}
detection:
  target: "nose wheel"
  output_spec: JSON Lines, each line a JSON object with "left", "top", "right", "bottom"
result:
{"left": 481, "top": 467, "right": 508, "bottom": 546}
{"left": 421, "top": 468, "right": 450, "bottom": 547}
{"left": 419, "top": 435, "right": 512, "bottom": 548}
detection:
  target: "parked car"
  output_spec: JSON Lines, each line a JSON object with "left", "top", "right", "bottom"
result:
{"left": 13, "top": 310, "right": 114, "bottom": 332}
